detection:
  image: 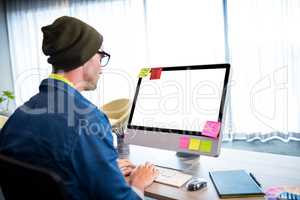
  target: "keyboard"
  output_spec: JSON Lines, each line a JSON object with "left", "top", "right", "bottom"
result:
{"left": 155, "top": 166, "right": 192, "bottom": 188}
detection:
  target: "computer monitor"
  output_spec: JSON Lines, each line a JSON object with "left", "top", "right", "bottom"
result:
{"left": 125, "top": 64, "right": 230, "bottom": 157}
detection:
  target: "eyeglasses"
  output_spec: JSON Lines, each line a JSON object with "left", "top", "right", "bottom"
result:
{"left": 98, "top": 51, "right": 111, "bottom": 67}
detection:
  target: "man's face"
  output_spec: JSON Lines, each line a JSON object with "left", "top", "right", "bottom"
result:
{"left": 82, "top": 53, "right": 102, "bottom": 91}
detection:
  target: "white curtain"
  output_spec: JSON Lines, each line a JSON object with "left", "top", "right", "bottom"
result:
{"left": 226, "top": 0, "right": 300, "bottom": 141}
{"left": 6, "top": 0, "right": 69, "bottom": 106}
{"left": 6, "top": 0, "right": 224, "bottom": 106}
{"left": 6, "top": 0, "right": 147, "bottom": 106}
{"left": 5, "top": 0, "right": 300, "bottom": 141}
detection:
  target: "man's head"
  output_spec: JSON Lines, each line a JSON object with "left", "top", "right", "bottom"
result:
{"left": 41, "top": 16, "right": 108, "bottom": 91}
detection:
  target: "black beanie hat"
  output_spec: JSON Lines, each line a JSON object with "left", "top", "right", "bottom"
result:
{"left": 41, "top": 16, "right": 103, "bottom": 71}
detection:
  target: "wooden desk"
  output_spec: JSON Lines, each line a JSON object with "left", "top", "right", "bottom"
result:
{"left": 125, "top": 145, "right": 300, "bottom": 200}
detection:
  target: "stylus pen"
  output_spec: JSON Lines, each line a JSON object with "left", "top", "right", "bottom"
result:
{"left": 249, "top": 172, "right": 261, "bottom": 187}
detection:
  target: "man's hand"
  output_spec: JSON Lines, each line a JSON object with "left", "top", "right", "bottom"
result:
{"left": 129, "top": 162, "right": 159, "bottom": 191}
{"left": 117, "top": 159, "right": 136, "bottom": 177}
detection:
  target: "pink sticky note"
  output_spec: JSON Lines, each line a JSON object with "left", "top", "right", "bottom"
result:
{"left": 179, "top": 136, "right": 189, "bottom": 149}
{"left": 265, "top": 186, "right": 284, "bottom": 199}
{"left": 202, "top": 121, "right": 221, "bottom": 138}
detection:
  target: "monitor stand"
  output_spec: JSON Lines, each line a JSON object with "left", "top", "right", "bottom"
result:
{"left": 176, "top": 152, "right": 200, "bottom": 160}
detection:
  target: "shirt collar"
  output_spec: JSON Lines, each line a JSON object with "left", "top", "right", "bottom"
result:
{"left": 49, "top": 73, "right": 75, "bottom": 88}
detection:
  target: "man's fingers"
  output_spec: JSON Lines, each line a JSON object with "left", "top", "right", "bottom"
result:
{"left": 122, "top": 165, "right": 136, "bottom": 171}
{"left": 118, "top": 159, "right": 136, "bottom": 168}
{"left": 120, "top": 166, "right": 135, "bottom": 171}
{"left": 145, "top": 162, "right": 154, "bottom": 168}
{"left": 121, "top": 167, "right": 134, "bottom": 176}
{"left": 154, "top": 168, "right": 159, "bottom": 178}
{"left": 123, "top": 169, "right": 133, "bottom": 176}
{"left": 121, "top": 159, "right": 132, "bottom": 163}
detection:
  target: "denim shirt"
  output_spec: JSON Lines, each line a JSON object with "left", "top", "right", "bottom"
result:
{"left": 0, "top": 79, "right": 141, "bottom": 200}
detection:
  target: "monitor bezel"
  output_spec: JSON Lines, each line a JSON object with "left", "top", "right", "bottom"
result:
{"left": 127, "top": 63, "right": 230, "bottom": 137}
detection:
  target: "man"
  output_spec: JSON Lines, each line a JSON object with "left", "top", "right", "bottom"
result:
{"left": 0, "top": 16, "right": 158, "bottom": 200}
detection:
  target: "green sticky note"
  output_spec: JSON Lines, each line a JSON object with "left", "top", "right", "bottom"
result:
{"left": 200, "top": 140, "right": 212, "bottom": 153}
{"left": 188, "top": 138, "right": 201, "bottom": 151}
{"left": 138, "top": 68, "right": 151, "bottom": 77}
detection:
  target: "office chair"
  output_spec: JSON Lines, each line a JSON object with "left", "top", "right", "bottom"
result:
{"left": 0, "top": 154, "right": 67, "bottom": 200}
{"left": 0, "top": 115, "right": 8, "bottom": 129}
{"left": 101, "top": 98, "right": 131, "bottom": 134}
{"left": 101, "top": 98, "right": 131, "bottom": 156}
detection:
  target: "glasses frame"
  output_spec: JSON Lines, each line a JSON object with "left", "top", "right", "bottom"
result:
{"left": 98, "top": 50, "right": 111, "bottom": 67}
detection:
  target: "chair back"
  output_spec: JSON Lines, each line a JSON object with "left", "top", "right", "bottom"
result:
{"left": 0, "top": 115, "right": 8, "bottom": 129}
{"left": 101, "top": 98, "right": 131, "bottom": 129}
{"left": 0, "top": 154, "right": 67, "bottom": 200}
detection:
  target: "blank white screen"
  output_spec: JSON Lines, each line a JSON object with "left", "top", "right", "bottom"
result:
{"left": 131, "top": 68, "right": 226, "bottom": 133}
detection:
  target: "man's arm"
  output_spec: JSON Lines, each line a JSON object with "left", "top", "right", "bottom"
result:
{"left": 70, "top": 132, "right": 142, "bottom": 200}
{"left": 117, "top": 159, "right": 146, "bottom": 199}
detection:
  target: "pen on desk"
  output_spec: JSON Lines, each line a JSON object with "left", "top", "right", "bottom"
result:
{"left": 249, "top": 172, "right": 261, "bottom": 187}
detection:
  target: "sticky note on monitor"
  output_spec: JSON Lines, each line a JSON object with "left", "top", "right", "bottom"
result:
{"left": 138, "top": 68, "right": 151, "bottom": 77}
{"left": 200, "top": 140, "right": 212, "bottom": 153}
{"left": 150, "top": 68, "right": 162, "bottom": 80}
{"left": 179, "top": 136, "right": 189, "bottom": 149}
{"left": 202, "top": 121, "right": 221, "bottom": 138}
{"left": 188, "top": 138, "right": 201, "bottom": 151}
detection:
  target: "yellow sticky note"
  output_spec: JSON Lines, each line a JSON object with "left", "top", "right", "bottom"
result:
{"left": 138, "top": 68, "right": 151, "bottom": 77}
{"left": 188, "top": 138, "right": 201, "bottom": 151}
{"left": 200, "top": 140, "right": 212, "bottom": 153}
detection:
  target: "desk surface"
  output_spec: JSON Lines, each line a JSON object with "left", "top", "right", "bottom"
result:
{"left": 125, "top": 145, "right": 300, "bottom": 200}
